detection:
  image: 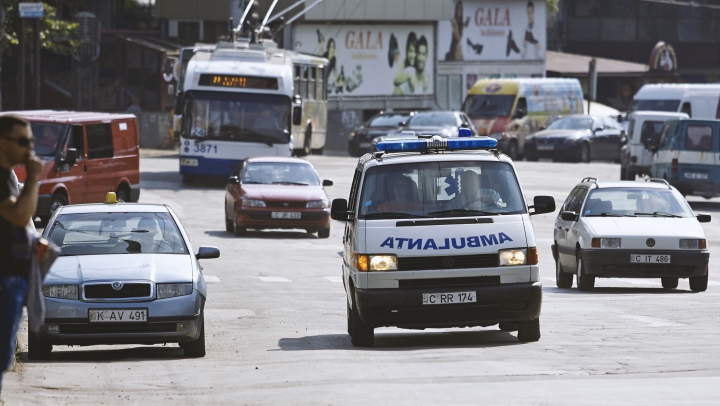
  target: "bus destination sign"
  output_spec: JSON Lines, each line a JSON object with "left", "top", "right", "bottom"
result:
{"left": 198, "top": 74, "right": 278, "bottom": 90}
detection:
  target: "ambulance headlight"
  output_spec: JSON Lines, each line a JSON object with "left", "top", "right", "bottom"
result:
{"left": 369, "top": 255, "right": 398, "bottom": 271}
{"left": 499, "top": 248, "right": 527, "bottom": 266}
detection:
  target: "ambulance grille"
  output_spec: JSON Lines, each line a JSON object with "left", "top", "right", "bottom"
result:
{"left": 397, "top": 254, "right": 498, "bottom": 271}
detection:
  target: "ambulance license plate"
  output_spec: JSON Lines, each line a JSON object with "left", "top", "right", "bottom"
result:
{"left": 422, "top": 291, "right": 476, "bottom": 305}
{"left": 271, "top": 212, "right": 301, "bottom": 219}
{"left": 89, "top": 309, "right": 147, "bottom": 323}
{"left": 630, "top": 254, "right": 671, "bottom": 263}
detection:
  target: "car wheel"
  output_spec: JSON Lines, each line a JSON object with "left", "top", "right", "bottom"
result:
{"left": 225, "top": 208, "right": 234, "bottom": 233}
{"left": 347, "top": 300, "right": 353, "bottom": 336}
{"left": 661, "top": 277, "right": 678, "bottom": 289}
{"left": 115, "top": 188, "right": 129, "bottom": 203}
{"left": 233, "top": 210, "right": 247, "bottom": 236}
{"left": 40, "top": 193, "right": 68, "bottom": 226}
{"left": 689, "top": 269, "right": 708, "bottom": 292}
{"left": 499, "top": 322, "right": 518, "bottom": 332}
{"left": 620, "top": 166, "right": 627, "bottom": 180}
{"left": 317, "top": 228, "right": 330, "bottom": 239}
{"left": 311, "top": 147, "right": 324, "bottom": 155}
{"left": 297, "top": 127, "right": 312, "bottom": 157}
{"left": 506, "top": 141, "right": 518, "bottom": 160}
{"left": 182, "top": 312, "right": 206, "bottom": 358}
{"left": 576, "top": 252, "right": 595, "bottom": 291}
{"left": 556, "top": 259, "right": 573, "bottom": 288}
{"left": 27, "top": 331, "right": 52, "bottom": 360}
{"left": 517, "top": 318, "right": 540, "bottom": 342}
{"left": 578, "top": 143, "right": 591, "bottom": 163}
{"left": 349, "top": 288, "right": 374, "bottom": 347}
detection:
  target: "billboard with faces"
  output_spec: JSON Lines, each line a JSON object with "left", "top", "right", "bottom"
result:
{"left": 439, "top": 0, "right": 546, "bottom": 62}
{"left": 294, "top": 24, "right": 434, "bottom": 97}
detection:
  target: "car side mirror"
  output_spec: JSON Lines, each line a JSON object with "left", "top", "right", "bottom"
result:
{"left": 331, "top": 198, "right": 351, "bottom": 221}
{"left": 322, "top": 179, "right": 333, "bottom": 187}
{"left": 64, "top": 148, "right": 77, "bottom": 166}
{"left": 292, "top": 105, "right": 302, "bottom": 126}
{"left": 399, "top": 121, "right": 407, "bottom": 127}
{"left": 592, "top": 127, "right": 603, "bottom": 133}
{"left": 561, "top": 211, "right": 579, "bottom": 222}
{"left": 696, "top": 213, "right": 711, "bottom": 223}
{"left": 529, "top": 195, "right": 556, "bottom": 215}
{"left": 513, "top": 109, "right": 525, "bottom": 120}
{"left": 227, "top": 176, "right": 239, "bottom": 184}
{"left": 196, "top": 246, "right": 220, "bottom": 259}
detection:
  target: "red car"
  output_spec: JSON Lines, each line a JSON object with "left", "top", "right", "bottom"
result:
{"left": 224, "top": 157, "right": 333, "bottom": 237}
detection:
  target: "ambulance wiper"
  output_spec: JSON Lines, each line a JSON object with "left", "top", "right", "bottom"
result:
{"left": 362, "top": 212, "right": 429, "bottom": 219}
{"left": 428, "top": 209, "right": 499, "bottom": 217}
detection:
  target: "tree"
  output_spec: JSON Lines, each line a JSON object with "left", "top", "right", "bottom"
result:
{"left": 547, "top": 0, "right": 559, "bottom": 13}
{"left": 0, "top": 1, "right": 81, "bottom": 110}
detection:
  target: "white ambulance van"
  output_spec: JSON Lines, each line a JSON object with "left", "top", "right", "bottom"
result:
{"left": 331, "top": 133, "right": 556, "bottom": 346}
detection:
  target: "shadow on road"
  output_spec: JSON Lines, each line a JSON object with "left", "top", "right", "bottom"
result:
{"left": 19, "top": 346, "right": 184, "bottom": 363}
{"left": 204, "top": 230, "right": 320, "bottom": 240}
{"left": 688, "top": 201, "right": 720, "bottom": 213}
{"left": 278, "top": 330, "right": 523, "bottom": 351}
{"left": 546, "top": 287, "right": 696, "bottom": 295}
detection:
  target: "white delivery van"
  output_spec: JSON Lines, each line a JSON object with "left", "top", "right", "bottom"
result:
{"left": 629, "top": 84, "right": 720, "bottom": 118}
{"left": 620, "top": 111, "right": 688, "bottom": 180}
{"left": 330, "top": 136, "right": 556, "bottom": 346}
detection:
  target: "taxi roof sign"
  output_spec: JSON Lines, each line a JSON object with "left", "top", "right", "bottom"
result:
{"left": 105, "top": 192, "right": 118, "bottom": 204}
{"left": 375, "top": 136, "right": 498, "bottom": 154}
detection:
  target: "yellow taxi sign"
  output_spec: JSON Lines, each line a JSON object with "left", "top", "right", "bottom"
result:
{"left": 105, "top": 192, "right": 118, "bottom": 204}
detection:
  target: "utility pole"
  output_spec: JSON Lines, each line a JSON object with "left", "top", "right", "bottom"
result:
{"left": 19, "top": 2, "right": 44, "bottom": 110}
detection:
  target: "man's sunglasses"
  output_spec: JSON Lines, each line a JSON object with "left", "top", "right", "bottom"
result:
{"left": 1, "top": 136, "right": 35, "bottom": 147}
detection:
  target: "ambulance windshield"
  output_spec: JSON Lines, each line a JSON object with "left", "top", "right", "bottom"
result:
{"left": 358, "top": 161, "right": 526, "bottom": 218}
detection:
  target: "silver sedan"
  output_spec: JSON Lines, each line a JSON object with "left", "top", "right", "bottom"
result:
{"left": 31, "top": 200, "right": 219, "bottom": 359}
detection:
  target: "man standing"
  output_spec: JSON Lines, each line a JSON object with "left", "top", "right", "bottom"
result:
{"left": 0, "top": 115, "right": 42, "bottom": 396}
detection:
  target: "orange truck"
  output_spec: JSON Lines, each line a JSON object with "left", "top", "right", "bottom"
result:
{"left": 463, "top": 78, "right": 584, "bottom": 160}
{"left": 4, "top": 111, "right": 140, "bottom": 223}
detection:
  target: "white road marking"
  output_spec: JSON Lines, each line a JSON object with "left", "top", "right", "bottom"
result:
{"left": 204, "top": 275, "right": 220, "bottom": 283}
{"left": 619, "top": 314, "right": 683, "bottom": 327}
{"left": 257, "top": 276, "right": 292, "bottom": 282}
{"left": 325, "top": 276, "right": 343, "bottom": 283}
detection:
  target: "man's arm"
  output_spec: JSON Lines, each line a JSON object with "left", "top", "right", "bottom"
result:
{"left": 0, "top": 158, "right": 42, "bottom": 227}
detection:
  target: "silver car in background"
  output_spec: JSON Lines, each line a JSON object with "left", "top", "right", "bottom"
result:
{"left": 30, "top": 199, "right": 219, "bottom": 359}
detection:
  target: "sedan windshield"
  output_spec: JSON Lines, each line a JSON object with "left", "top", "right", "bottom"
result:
{"left": 358, "top": 161, "right": 526, "bottom": 219}
{"left": 583, "top": 188, "right": 692, "bottom": 218}
{"left": 547, "top": 117, "right": 593, "bottom": 131}
{"left": 243, "top": 162, "right": 320, "bottom": 185}
{"left": 183, "top": 91, "right": 291, "bottom": 144}
{"left": 367, "top": 113, "right": 410, "bottom": 128}
{"left": 31, "top": 123, "right": 67, "bottom": 157}
{"left": 406, "top": 112, "right": 458, "bottom": 128}
{"left": 49, "top": 213, "right": 188, "bottom": 256}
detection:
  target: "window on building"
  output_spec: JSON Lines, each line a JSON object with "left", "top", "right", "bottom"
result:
{"left": 203, "top": 21, "right": 228, "bottom": 43}
{"left": 436, "top": 75, "right": 463, "bottom": 111}
{"left": 178, "top": 22, "right": 200, "bottom": 41}
{"left": 638, "top": 19, "right": 676, "bottom": 41}
{"left": 86, "top": 124, "right": 114, "bottom": 159}
{"left": 601, "top": 18, "right": 636, "bottom": 41}
{"left": 568, "top": 18, "right": 600, "bottom": 41}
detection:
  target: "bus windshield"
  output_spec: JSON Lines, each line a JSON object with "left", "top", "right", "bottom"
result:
{"left": 464, "top": 95, "right": 516, "bottom": 118}
{"left": 183, "top": 91, "right": 291, "bottom": 144}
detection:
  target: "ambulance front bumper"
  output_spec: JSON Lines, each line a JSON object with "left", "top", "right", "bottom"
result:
{"left": 355, "top": 281, "right": 542, "bottom": 329}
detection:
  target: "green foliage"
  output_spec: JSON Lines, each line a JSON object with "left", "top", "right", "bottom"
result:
{"left": 547, "top": 0, "right": 559, "bottom": 13}
{"left": 0, "top": 1, "right": 82, "bottom": 56}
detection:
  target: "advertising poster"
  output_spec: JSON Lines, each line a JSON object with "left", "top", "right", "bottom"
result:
{"left": 438, "top": 0, "right": 546, "bottom": 62}
{"left": 294, "top": 24, "right": 434, "bottom": 97}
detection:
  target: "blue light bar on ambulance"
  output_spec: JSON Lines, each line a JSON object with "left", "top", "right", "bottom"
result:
{"left": 375, "top": 136, "right": 498, "bottom": 153}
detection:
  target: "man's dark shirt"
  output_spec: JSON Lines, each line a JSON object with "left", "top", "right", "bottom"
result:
{"left": 0, "top": 167, "right": 31, "bottom": 278}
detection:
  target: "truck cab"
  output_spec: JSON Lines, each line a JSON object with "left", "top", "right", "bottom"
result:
{"left": 620, "top": 111, "right": 688, "bottom": 180}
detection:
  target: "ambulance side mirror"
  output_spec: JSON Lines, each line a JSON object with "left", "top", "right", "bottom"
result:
{"left": 529, "top": 195, "right": 556, "bottom": 216}
{"left": 696, "top": 213, "right": 711, "bottom": 223}
{"left": 331, "top": 198, "right": 351, "bottom": 221}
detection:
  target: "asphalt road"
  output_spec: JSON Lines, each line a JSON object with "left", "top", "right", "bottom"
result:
{"left": 4, "top": 153, "right": 720, "bottom": 405}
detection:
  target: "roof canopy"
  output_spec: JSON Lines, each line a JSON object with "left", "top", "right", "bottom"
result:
{"left": 547, "top": 51, "right": 648, "bottom": 78}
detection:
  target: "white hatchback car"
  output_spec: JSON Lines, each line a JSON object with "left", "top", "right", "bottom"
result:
{"left": 552, "top": 178, "right": 711, "bottom": 291}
